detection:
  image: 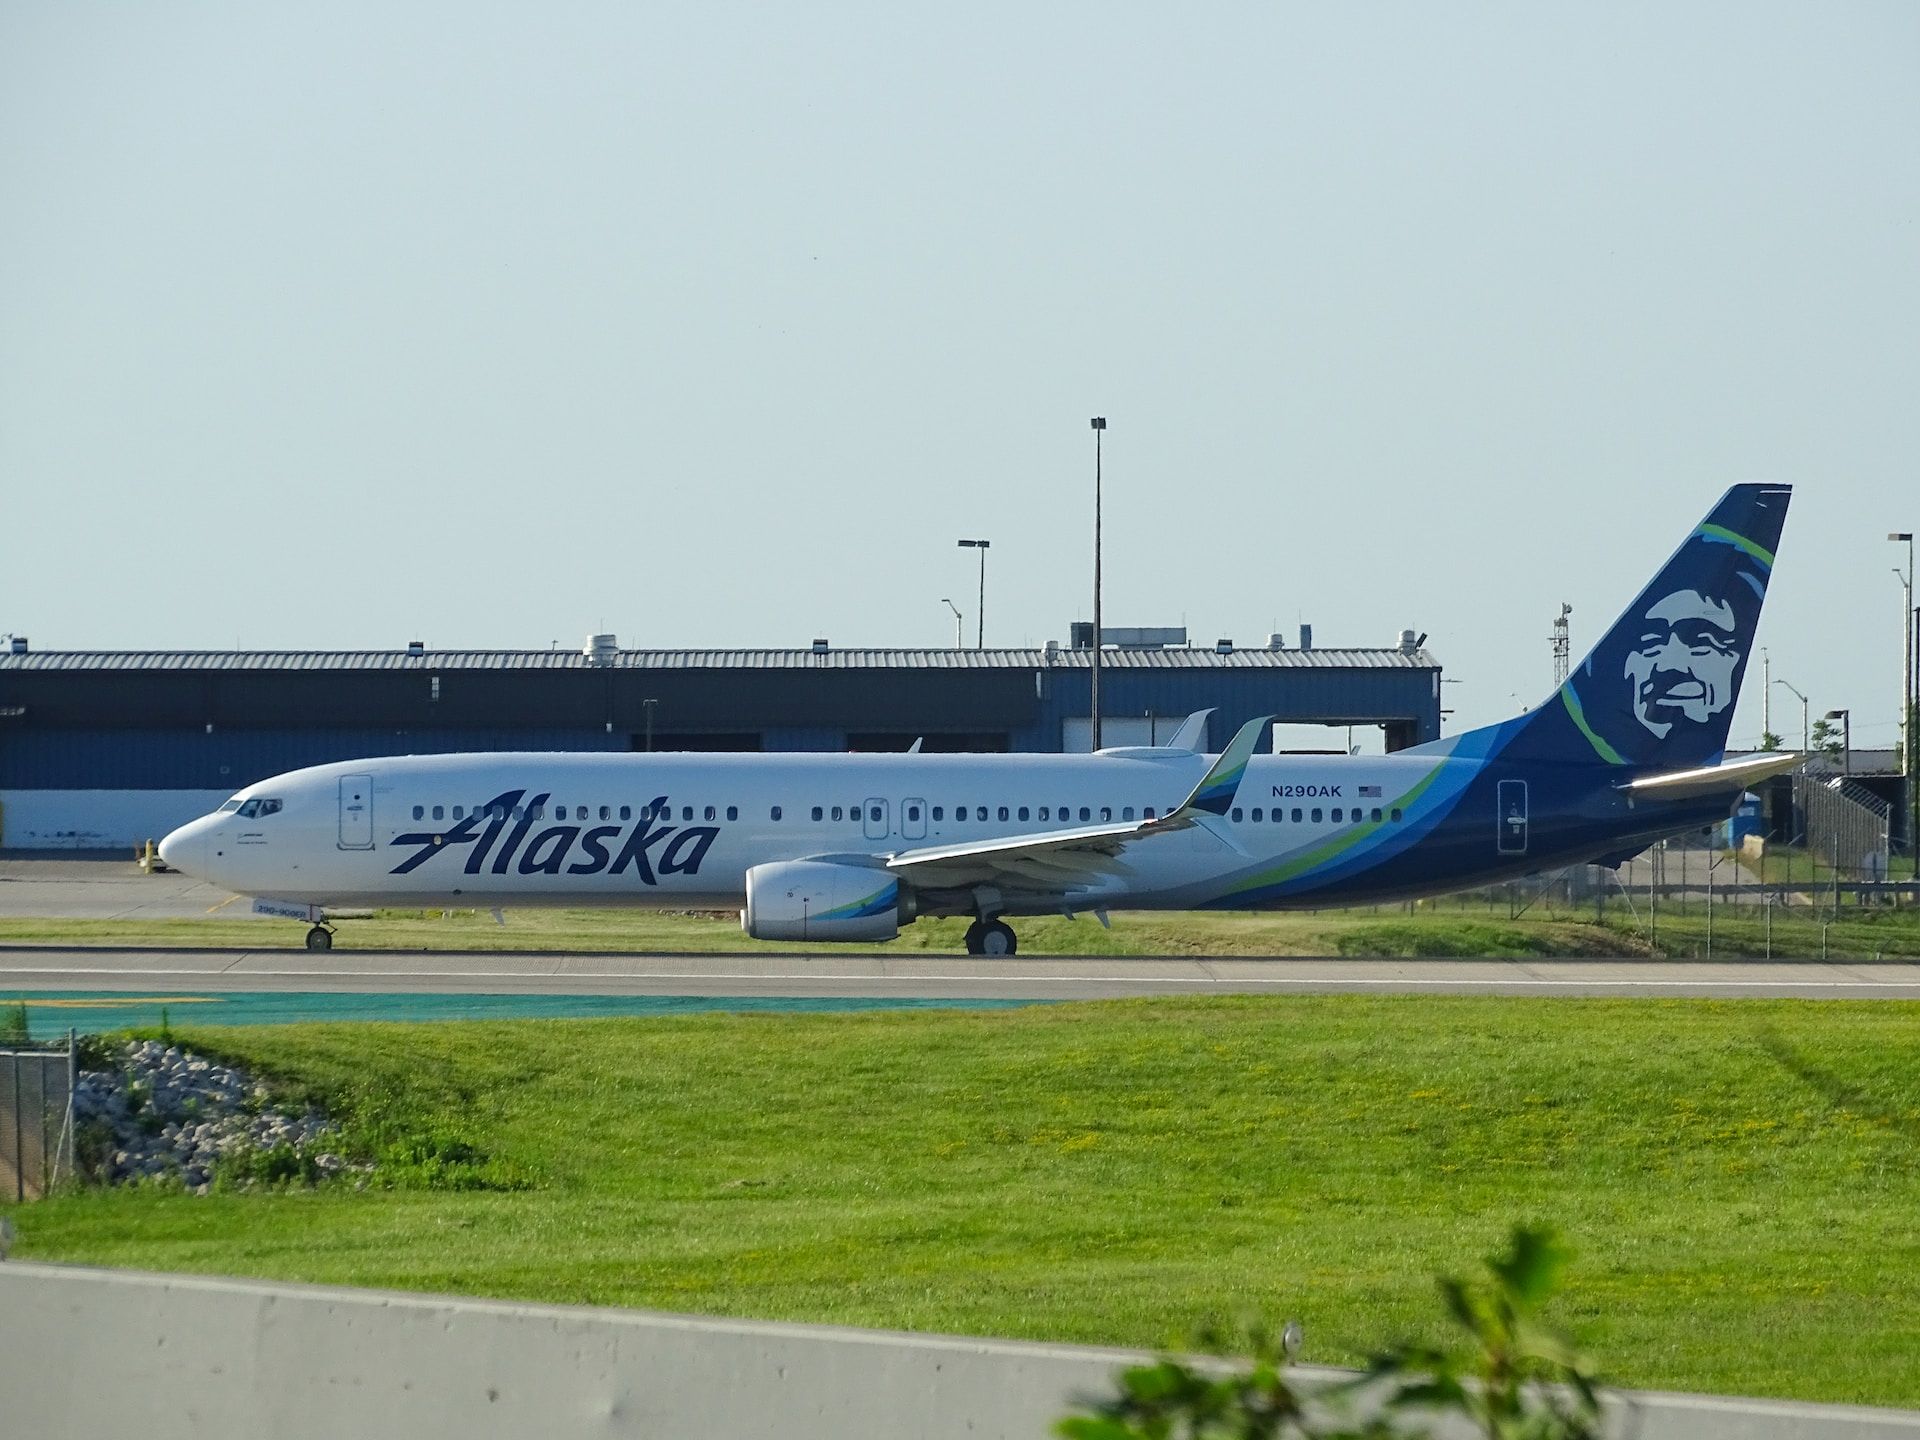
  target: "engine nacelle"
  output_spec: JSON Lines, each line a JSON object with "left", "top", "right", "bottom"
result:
{"left": 741, "top": 861, "right": 910, "bottom": 942}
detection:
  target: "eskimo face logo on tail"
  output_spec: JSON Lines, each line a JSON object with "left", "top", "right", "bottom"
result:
{"left": 387, "top": 789, "right": 719, "bottom": 885}
{"left": 1623, "top": 588, "right": 1742, "bottom": 740}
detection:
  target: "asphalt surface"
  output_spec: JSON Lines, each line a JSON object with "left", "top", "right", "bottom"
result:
{"left": 2, "top": 947, "right": 1918, "bottom": 999}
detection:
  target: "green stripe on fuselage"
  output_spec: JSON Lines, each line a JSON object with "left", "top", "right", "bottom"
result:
{"left": 1225, "top": 760, "right": 1451, "bottom": 899}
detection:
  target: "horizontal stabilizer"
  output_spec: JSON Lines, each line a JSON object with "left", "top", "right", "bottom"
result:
{"left": 1619, "top": 751, "right": 1803, "bottom": 800}
{"left": 1161, "top": 710, "right": 1214, "bottom": 753}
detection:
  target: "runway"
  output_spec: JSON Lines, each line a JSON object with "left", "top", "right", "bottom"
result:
{"left": 4, "top": 947, "right": 1919, "bottom": 1000}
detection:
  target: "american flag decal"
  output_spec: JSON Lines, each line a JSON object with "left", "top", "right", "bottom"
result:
{"left": 1359, "top": 784, "right": 1382, "bottom": 798}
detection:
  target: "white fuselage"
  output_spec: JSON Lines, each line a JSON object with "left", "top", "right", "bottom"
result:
{"left": 159, "top": 748, "right": 1450, "bottom": 916}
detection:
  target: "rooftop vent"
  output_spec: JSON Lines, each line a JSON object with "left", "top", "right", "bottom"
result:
{"left": 1215, "top": 637, "right": 1234, "bottom": 654}
{"left": 1268, "top": 632, "right": 1286, "bottom": 650}
{"left": 405, "top": 639, "right": 425, "bottom": 658}
{"left": 811, "top": 637, "right": 830, "bottom": 655}
{"left": 584, "top": 633, "right": 618, "bottom": 666}
{"left": 1398, "top": 628, "right": 1420, "bottom": 655}
{"left": 1298, "top": 624, "right": 1313, "bottom": 651}
{"left": 7, "top": 636, "right": 24, "bottom": 655}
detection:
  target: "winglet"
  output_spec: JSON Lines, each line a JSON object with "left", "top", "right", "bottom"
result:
{"left": 1173, "top": 715, "right": 1270, "bottom": 817}
{"left": 1161, "top": 710, "right": 1215, "bottom": 753}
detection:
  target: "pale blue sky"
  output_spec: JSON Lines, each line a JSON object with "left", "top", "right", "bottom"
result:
{"left": 4, "top": 3, "right": 1917, "bottom": 744}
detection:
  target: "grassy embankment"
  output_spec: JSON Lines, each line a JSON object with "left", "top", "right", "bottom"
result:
{"left": 16, "top": 997, "right": 1920, "bottom": 1406}
{"left": 5, "top": 899, "right": 1920, "bottom": 957}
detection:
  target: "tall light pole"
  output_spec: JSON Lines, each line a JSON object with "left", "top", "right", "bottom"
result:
{"left": 1089, "top": 417, "right": 1106, "bottom": 751}
{"left": 1825, "top": 707, "right": 1852, "bottom": 777}
{"left": 1773, "top": 677, "right": 1809, "bottom": 753}
{"left": 940, "top": 598, "right": 963, "bottom": 648}
{"left": 1892, "top": 532, "right": 1914, "bottom": 850}
{"left": 957, "top": 539, "right": 990, "bottom": 649}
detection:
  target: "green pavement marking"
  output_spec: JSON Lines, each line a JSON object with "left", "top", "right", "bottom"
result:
{"left": 3, "top": 992, "right": 1038, "bottom": 1037}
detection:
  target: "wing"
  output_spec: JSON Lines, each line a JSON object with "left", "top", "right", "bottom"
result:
{"left": 885, "top": 715, "right": 1270, "bottom": 893}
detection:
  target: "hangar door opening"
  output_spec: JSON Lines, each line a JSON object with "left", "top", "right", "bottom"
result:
{"left": 338, "top": 775, "right": 374, "bottom": 850}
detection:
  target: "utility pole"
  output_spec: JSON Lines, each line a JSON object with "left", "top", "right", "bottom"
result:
{"left": 1774, "top": 677, "right": 1810, "bottom": 753}
{"left": 1089, "top": 417, "right": 1107, "bottom": 752}
{"left": 941, "top": 598, "right": 963, "bottom": 648}
{"left": 1762, "top": 648, "right": 1771, "bottom": 746}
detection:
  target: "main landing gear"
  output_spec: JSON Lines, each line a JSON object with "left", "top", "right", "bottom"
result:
{"left": 304, "top": 924, "right": 334, "bottom": 952}
{"left": 963, "top": 918, "right": 1018, "bottom": 957}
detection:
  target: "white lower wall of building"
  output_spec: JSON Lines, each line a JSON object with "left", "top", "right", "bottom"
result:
{"left": 0, "top": 790, "right": 227, "bottom": 851}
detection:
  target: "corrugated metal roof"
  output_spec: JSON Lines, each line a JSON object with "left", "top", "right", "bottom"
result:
{"left": 0, "top": 646, "right": 1438, "bottom": 673}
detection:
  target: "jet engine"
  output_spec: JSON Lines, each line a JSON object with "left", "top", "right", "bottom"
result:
{"left": 741, "top": 861, "right": 912, "bottom": 942}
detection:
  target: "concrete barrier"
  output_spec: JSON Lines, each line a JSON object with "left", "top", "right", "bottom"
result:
{"left": 2, "top": 1262, "right": 1917, "bottom": 1439}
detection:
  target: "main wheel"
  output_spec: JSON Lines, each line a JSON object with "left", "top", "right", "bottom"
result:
{"left": 305, "top": 925, "right": 333, "bottom": 952}
{"left": 979, "top": 920, "right": 1017, "bottom": 957}
{"left": 962, "top": 920, "right": 986, "bottom": 956}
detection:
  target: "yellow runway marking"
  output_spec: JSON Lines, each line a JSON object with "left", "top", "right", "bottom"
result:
{"left": 5, "top": 996, "right": 224, "bottom": 1008}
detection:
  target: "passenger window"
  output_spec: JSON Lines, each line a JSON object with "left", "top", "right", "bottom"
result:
{"left": 1371, "top": 808, "right": 1383, "bottom": 822}
{"left": 727, "top": 806, "right": 738, "bottom": 821}
{"left": 620, "top": 805, "right": 632, "bottom": 821}
{"left": 410, "top": 805, "right": 423, "bottom": 821}
{"left": 432, "top": 805, "right": 445, "bottom": 821}
{"left": 452, "top": 806, "right": 464, "bottom": 821}
{"left": 1039, "top": 806, "right": 1050, "bottom": 821}
{"left": 1250, "top": 808, "right": 1262, "bottom": 822}
{"left": 1122, "top": 806, "right": 1134, "bottom": 820}
{"left": 1100, "top": 806, "right": 1112, "bottom": 822}
{"left": 770, "top": 806, "right": 782, "bottom": 821}
{"left": 811, "top": 806, "right": 823, "bottom": 821}
{"left": 704, "top": 805, "right": 717, "bottom": 821}
{"left": 1390, "top": 808, "right": 1403, "bottom": 822}
{"left": 1311, "top": 808, "right": 1322, "bottom": 823}
{"left": 831, "top": 806, "right": 843, "bottom": 821}
{"left": 998, "top": 806, "right": 1010, "bottom": 821}
{"left": 1078, "top": 806, "right": 1090, "bottom": 821}
{"left": 1018, "top": 807, "right": 1029, "bottom": 821}
{"left": 867, "top": 806, "right": 879, "bottom": 822}
{"left": 907, "top": 805, "right": 921, "bottom": 821}
{"left": 1144, "top": 807, "right": 1156, "bottom": 820}
{"left": 1231, "top": 808, "right": 1243, "bottom": 823}
{"left": 976, "top": 806, "right": 987, "bottom": 821}
{"left": 1292, "top": 808, "right": 1303, "bottom": 822}
{"left": 954, "top": 808, "right": 965, "bottom": 823}
{"left": 932, "top": 806, "right": 944, "bottom": 821}
{"left": 512, "top": 806, "right": 526, "bottom": 822}
{"left": 1331, "top": 808, "right": 1343, "bottom": 822}
{"left": 681, "top": 806, "right": 693, "bottom": 821}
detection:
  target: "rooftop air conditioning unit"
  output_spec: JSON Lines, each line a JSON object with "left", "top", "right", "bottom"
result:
{"left": 584, "top": 633, "right": 618, "bottom": 666}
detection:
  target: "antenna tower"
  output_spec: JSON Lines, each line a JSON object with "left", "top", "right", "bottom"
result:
{"left": 1551, "top": 603, "right": 1572, "bottom": 687}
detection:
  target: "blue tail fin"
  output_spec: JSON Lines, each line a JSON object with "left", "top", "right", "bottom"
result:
{"left": 1499, "top": 484, "right": 1791, "bottom": 769}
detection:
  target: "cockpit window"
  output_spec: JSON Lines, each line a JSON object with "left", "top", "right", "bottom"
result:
{"left": 259, "top": 799, "right": 282, "bottom": 816}
{"left": 237, "top": 799, "right": 261, "bottom": 818}
{"left": 234, "top": 798, "right": 283, "bottom": 819}
{"left": 218, "top": 799, "right": 243, "bottom": 813}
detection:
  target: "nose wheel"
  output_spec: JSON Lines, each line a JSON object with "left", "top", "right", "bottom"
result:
{"left": 305, "top": 925, "right": 334, "bottom": 952}
{"left": 963, "top": 919, "right": 1018, "bottom": 957}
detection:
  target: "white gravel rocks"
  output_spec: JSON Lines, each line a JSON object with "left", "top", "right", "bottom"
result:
{"left": 73, "top": 1039, "right": 348, "bottom": 1195}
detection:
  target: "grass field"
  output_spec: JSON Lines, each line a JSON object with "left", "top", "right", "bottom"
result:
{"left": 7, "top": 900, "right": 1920, "bottom": 958}
{"left": 15, "top": 996, "right": 1920, "bottom": 1406}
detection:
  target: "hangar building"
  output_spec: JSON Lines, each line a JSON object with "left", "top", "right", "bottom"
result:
{"left": 0, "top": 629, "right": 1442, "bottom": 849}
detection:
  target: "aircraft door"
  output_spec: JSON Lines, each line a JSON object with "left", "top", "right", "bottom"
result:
{"left": 338, "top": 775, "right": 374, "bottom": 850}
{"left": 863, "top": 797, "right": 889, "bottom": 842}
{"left": 1496, "top": 780, "right": 1528, "bottom": 855}
{"left": 900, "top": 797, "right": 928, "bottom": 841}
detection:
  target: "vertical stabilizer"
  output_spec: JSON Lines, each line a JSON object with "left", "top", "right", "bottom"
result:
{"left": 1495, "top": 484, "right": 1791, "bottom": 770}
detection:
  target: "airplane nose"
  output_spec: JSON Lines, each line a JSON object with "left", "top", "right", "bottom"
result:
{"left": 158, "top": 820, "right": 206, "bottom": 877}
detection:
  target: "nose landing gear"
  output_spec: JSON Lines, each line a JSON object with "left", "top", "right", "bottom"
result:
{"left": 304, "top": 924, "right": 334, "bottom": 952}
{"left": 962, "top": 918, "right": 1018, "bottom": 957}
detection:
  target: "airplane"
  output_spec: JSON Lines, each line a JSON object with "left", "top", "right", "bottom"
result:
{"left": 160, "top": 484, "right": 1798, "bottom": 956}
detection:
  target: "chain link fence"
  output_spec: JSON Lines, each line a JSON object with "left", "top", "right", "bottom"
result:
{"left": 1, "top": 1033, "right": 77, "bottom": 1202}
